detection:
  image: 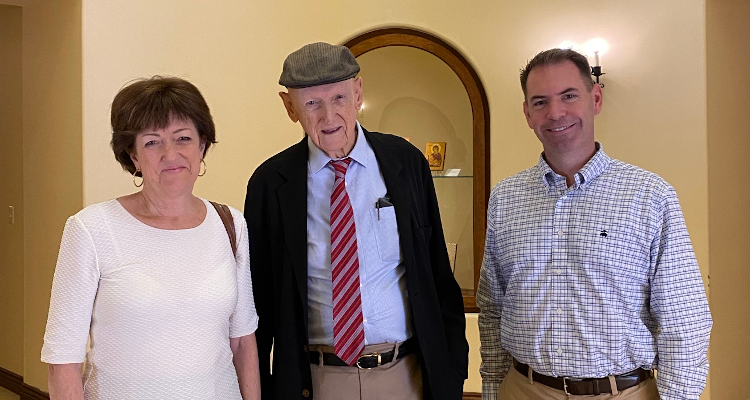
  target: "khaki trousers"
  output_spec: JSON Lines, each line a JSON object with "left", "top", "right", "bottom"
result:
{"left": 498, "top": 365, "right": 659, "bottom": 400}
{"left": 309, "top": 342, "right": 423, "bottom": 400}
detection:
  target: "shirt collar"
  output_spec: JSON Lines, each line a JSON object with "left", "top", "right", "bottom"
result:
{"left": 308, "top": 122, "right": 370, "bottom": 174}
{"left": 536, "top": 142, "right": 611, "bottom": 189}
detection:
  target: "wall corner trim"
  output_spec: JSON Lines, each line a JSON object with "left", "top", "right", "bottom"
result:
{"left": 0, "top": 367, "right": 49, "bottom": 400}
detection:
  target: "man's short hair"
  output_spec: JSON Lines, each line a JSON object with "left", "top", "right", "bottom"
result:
{"left": 520, "top": 48, "right": 595, "bottom": 98}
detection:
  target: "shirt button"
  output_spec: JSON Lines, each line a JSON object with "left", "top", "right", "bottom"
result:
{"left": 554, "top": 269, "right": 562, "bottom": 274}
{"left": 557, "top": 348, "right": 563, "bottom": 355}
{"left": 556, "top": 308, "right": 563, "bottom": 314}
{"left": 302, "top": 389, "right": 310, "bottom": 398}
{"left": 561, "top": 195, "right": 567, "bottom": 200}
{"left": 557, "top": 230, "right": 563, "bottom": 236}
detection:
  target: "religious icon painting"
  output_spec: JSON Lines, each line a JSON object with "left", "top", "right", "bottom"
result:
{"left": 425, "top": 142, "right": 446, "bottom": 171}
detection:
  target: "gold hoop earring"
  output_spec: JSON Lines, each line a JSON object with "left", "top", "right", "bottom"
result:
{"left": 198, "top": 159, "right": 207, "bottom": 177}
{"left": 132, "top": 169, "right": 143, "bottom": 188}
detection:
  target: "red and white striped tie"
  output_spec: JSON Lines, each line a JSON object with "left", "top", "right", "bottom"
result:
{"left": 329, "top": 158, "right": 365, "bottom": 366}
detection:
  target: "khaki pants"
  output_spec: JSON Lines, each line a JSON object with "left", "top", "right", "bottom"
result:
{"left": 498, "top": 365, "right": 659, "bottom": 400}
{"left": 309, "top": 342, "right": 423, "bottom": 400}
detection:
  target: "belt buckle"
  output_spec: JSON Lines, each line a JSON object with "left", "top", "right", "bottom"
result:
{"left": 356, "top": 352, "right": 381, "bottom": 369}
{"left": 562, "top": 377, "right": 571, "bottom": 396}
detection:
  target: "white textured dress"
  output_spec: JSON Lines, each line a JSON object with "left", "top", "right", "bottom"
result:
{"left": 41, "top": 198, "right": 258, "bottom": 400}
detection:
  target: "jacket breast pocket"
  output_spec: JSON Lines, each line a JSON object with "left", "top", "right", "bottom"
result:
{"left": 369, "top": 206, "right": 401, "bottom": 262}
{"left": 421, "top": 224, "right": 432, "bottom": 245}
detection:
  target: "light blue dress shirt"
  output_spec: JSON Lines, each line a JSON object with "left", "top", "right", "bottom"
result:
{"left": 306, "top": 123, "right": 413, "bottom": 346}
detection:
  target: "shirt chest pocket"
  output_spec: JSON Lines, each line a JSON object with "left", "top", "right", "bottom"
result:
{"left": 369, "top": 206, "right": 401, "bottom": 262}
{"left": 572, "top": 215, "right": 651, "bottom": 284}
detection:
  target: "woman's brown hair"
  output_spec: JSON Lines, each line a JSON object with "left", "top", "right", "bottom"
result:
{"left": 110, "top": 76, "right": 216, "bottom": 176}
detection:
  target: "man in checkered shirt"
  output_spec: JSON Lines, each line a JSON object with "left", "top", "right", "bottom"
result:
{"left": 477, "top": 48, "right": 712, "bottom": 400}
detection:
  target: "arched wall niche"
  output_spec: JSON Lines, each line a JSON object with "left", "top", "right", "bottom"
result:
{"left": 343, "top": 27, "right": 490, "bottom": 312}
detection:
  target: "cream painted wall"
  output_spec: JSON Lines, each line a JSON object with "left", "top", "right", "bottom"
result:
{"left": 20, "top": 0, "right": 83, "bottom": 389}
{"left": 0, "top": 4, "right": 25, "bottom": 376}
{"left": 78, "top": 0, "right": 711, "bottom": 396}
{"left": 82, "top": 0, "right": 285, "bottom": 207}
{"left": 706, "top": 1, "right": 750, "bottom": 399}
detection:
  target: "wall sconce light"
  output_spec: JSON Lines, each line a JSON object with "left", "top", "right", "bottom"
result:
{"left": 585, "top": 38, "right": 609, "bottom": 88}
{"left": 590, "top": 53, "right": 605, "bottom": 87}
{"left": 555, "top": 38, "right": 609, "bottom": 87}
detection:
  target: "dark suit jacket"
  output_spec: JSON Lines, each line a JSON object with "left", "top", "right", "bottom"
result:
{"left": 244, "top": 129, "right": 469, "bottom": 400}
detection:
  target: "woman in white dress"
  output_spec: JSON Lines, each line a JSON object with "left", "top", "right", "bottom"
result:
{"left": 41, "top": 76, "right": 260, "bottom": 400}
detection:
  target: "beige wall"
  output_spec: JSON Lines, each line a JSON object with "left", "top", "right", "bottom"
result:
{"left": 19, "top": 0, "right": 83, "bottom": 389}
{"left": 706, "top": 1, "right": 750, "bottom": 399}
{"left": 0, "top": 3, "right": 25, "bottom": 376}
{"left": 0, "top": 0, "right": 721, "bottom": 396}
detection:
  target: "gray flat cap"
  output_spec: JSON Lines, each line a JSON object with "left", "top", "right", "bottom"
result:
{"left": 279, "top": 42, "right": 360, "bottom": 88}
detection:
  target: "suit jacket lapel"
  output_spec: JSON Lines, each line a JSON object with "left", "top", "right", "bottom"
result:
{"left": 276, "top": 137, "right": 310, "bottom": 327}
{"left": 365, "top": 130, "right": 415, "bottom": 256}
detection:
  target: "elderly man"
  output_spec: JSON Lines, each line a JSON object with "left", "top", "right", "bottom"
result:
{"left": 477, "top": 48, "right": 712, "bottom": 400}
{"left": 244, "top": 42, "right": 468, "bottom": 400}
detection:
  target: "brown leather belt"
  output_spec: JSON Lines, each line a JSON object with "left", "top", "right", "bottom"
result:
{"left": 309, "top": 337, "right": 416, "bottom": 369}
{"left": 514, "top": 361, "right": 652, "bottom": 395}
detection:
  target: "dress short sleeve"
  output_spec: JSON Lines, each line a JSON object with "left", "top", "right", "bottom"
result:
{"left": 41, "top": 215, "right": 100, "bottom": 364}
{"left": 228, "top": 208, "right": 259, "bottom": 338}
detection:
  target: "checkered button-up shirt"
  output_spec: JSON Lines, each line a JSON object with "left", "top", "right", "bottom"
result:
{"left": 477, "top": 145, "right": 711, "bottom": 400}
